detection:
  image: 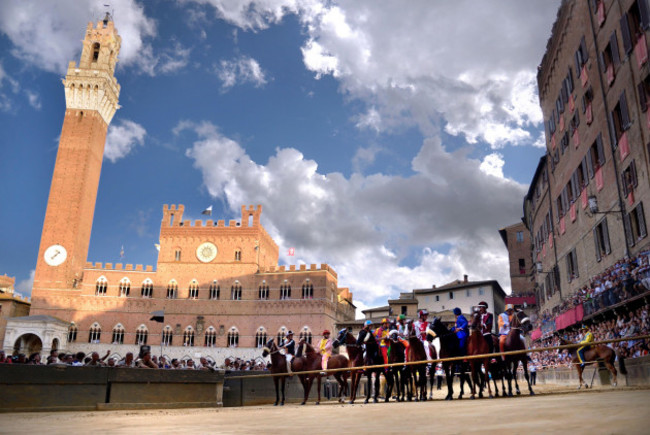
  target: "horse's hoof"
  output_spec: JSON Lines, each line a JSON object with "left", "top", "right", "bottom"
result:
{"left": 507, "top": 392, "right": 513, "bottom": 397}
{"left": 457, "top": 394, "right": 463, "bottom": 400}
{"left": 613, "top": 382, "right": 617, "bottom": 387}
{"left": 300, "top": 402, "right": 306, "bottom": 406}
{"left": 349, "top": 400, "right": 355, "bottom": 405}
{"left": 479, "top": 393, "right": 483, "bottom": 399}
{"left": 516, "top": 391, "right": 521, "bottom": 396}
{"left": 315, "top": 402, "right": 320, "bottom": 405}
{"left": 445, "top": 396, "right": 453, "bottom": 401}
{"left": 384, "top": 398, "right": 389, "bottom": 403}
{"left": 273, "top": 402, "right": 278, "bottom": 406}
{"left": 529, "top": 390, "right": 535, "bottom": 396}
{"left": 364, "top": 399, "right": 369, "bottom": 404}
{"left": 489, "top": 394, "right": 494, "bottom": 399}
{"left": 281, "top": 402, "right": 284, "bottom": 406}
{"left": 470, "top": 396, "right": 475, "bottom": 400}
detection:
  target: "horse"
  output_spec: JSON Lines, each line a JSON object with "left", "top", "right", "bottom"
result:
{"left": 356, "top": 327, "right": 391, "bottom": 403}
{"left": 429, "top": 316, "right": 472, "bottom": 400}
{"left": 406, "top": 326, "right": 433, "bottom": 401}
{"left": 467, "top": 312, "right": 493, "bottom": 399}
{"left": 502, "top": 309, "right": 534, "bottom": 396}
{"left": 558, "top": 336, "right": 626, "bottom": 389}
{"left": 322, "top": 350, "right": 351, "bottom": 402}
{"left": 292, "top": 339, "right": 322, "bottom": 405}
{"left": 261, "top": 338, "right": 288, "bottom": 406}
{"left": 333, "top": 328, "right": 365, "bottom": 404}
{"left": 386, "top": 334, "right": 410, "bottom": 402}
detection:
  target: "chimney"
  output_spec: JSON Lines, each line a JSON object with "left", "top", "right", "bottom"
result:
{"left": 463, "top": 274, "right": 468, "bottom": 283}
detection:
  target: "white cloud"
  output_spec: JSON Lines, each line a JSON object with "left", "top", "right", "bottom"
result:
{"left": 105, "top": 119, "right": 147, "bottom": 162}
{"left": 15, "top": 269, "right": 35, "bottom": 298}
{"left": 479, "top": 153, "right": 506, "bottom": 179}
{"left": 214, "top": 55, "right": 268, "bottom": 90}
{"left": 0, "top": 0, "right": 157, "bottom": 75}
{"left": 0, "top": 61, "right": 19, "bottom": 112}
{"left": 159, "top": 42, "right": 192, "bottom": 74}
{"left": 190, "top": 0, "right": 559, "bottom": 148}
{"left": 183, "top": 121, "right": 524, "bottom": 308}
{"left": 25, "top": 90, "right": 41, "bottom": 110}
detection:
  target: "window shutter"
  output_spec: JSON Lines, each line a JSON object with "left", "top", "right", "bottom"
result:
{"left": 610, "top": 32, "right": 621, "bottom": 67}
{"left": 596, "top": 133, "right": 606, "bottom": 165}
{"left": 624, "top": 212, "right": 635, "bottom": 247}
{"left": 572, "top": 171, "right": 580, "bottom": 199}
{"left": 566, "top": 256, "right": 572, "bottom": 282}
{"left": 608, "top": 111, "right": 618, "bottom": 148}
{"left": 582, "top": 94, "right": 587, "bottom": 113}
{"left": 576, "top": 51, "right": 582, "bottom": 77}
{"left": 603, "top": 218, "right": 611, "bottom": 254}
{"left": 586, "top": 149, "right": 594, "bottom": 178}
{"left": 599, "top": 51, "right": 607, "bottom": 72}
{"left": 581, "top": 36, "right": 589, "bottom": 61}
{"left": 639, "top": 82, "right": 648, "bottom": 112}
{"left": 581, "top": 156, "right": 590, "bottom": 185}
{"left": 620, "top": 13, "right": 633, "bottom": 54}
{"left": 573, "top": 250, "right": 579, "bottom": 278}
{"left": 574, "top": 111, "right": 580, "bottom": 127}
{"left": 622, "top": 172, "right": 629, "bottom": 196}
{"left": 567, "top": 68, "right": 574, "bottom": 93}
{"left": 620, "top": 91, "right": 631, "bottom": 130}
{"left": 562, "top": 187, "right": 569, "bottom": 212}
{"left": 632, "top": 160, "right": 638, "bottom": 187}
{"left": 640, "top": 0, "right": 650, "bottom": 30}
{"left": 638, "top": 203, "right": 647, "bottom": 238}
{"left": 593, "top": 227, "right": 602, "bottom": 262}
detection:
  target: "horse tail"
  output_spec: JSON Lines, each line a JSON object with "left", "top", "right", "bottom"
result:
{"left": 615, "top": 349, "right": 627, "bottom": 375}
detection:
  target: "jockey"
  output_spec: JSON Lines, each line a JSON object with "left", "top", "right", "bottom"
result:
{"left": 478, "top": 301, "right": 494, "bottom": 355}
{"left": 319, "top": 330, "right": 333, "bottom": 371}
{"left": 375, "top": 318, "right": 390, "bottom": 365}
{"left": 279, "top": 330, "right": 295, "bottom": 373}
{"left": 388, "top": 329, "right": 409, "bottom": 359}
{"left": 397, "top": 314, "right": 408, "bottom": 337}
{"left": 414, "top": 309, "right": 432, "bottom": 359}
{"left": 498, "top": 304, "right": 514, "bottom": 359}
{"left": 577, "top": 324, "right": 594, "bottom": 369}
{"left": 452, "top": 307, "right": 469, "bottom": 355}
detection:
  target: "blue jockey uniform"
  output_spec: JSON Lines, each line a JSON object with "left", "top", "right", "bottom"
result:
{"left": 453, "top": 308, "right": 469, "bottom": 355}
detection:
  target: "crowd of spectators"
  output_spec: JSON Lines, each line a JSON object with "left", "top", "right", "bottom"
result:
{"left": 533, "top": 250, "right": 650, "bottom": 331}
{"left": 0, "top": 348, "right": 268, "bottom": 371}
{"left": 529, "top": 303, "right": 650, "bottom": 369}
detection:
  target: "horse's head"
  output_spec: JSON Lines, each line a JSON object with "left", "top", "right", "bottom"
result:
{"left": 332, "top": 328, "right": 348, "bottom": 349}
{"left": 429, "top": 316, "right": 445, "bottom": 334}
{"left": 261, "top": 338, "right": 276, "bottom": 357}
{"left": 513, "top": 309, "right": 532, "bottom": 333}
{"left": 470, "top": 311, "right": 481, "bottom": 330}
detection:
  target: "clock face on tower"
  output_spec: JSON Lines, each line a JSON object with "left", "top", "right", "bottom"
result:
{"left": 196, "top": 242, "right": 217, "bottom": 263}
{"left": 44, "top": 244, "right": 67, "bottom": 267}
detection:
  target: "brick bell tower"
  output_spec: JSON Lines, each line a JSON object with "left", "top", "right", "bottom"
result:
{"left": 31, "top": 14, "right": 121, "bottom": 301}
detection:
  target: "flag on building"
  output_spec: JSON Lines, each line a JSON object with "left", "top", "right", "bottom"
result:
{"left": 287, "top": 247, "right": 295, "bottom": 256}
{"left": 154, "top": 243, "right": 161, "bottom": 252}
{"left": 202, "top": 205, "right": 213, "bottom": 216}
{"left": 120, "top": 245, "right": 124, "bottom": 259}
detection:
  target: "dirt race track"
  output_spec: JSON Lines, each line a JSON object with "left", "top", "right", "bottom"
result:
{"left": 1, "top": 385, "right": 649, "bottom": 434}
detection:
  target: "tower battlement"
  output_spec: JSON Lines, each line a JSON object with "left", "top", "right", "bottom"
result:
{"left": 161, "top": 204, "right": 263, "bottom": 229}
{"left": 258, "top": 263, "right": 338, "bottom": 279}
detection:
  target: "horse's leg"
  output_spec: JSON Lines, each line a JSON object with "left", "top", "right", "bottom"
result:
{"left": 316, "top": 374, "right": 321, "bottom": 405}
{"left": 605, "top": 360, "right": 618, "bottom": 387}
{"left": 445, "top": 363, "right": 454, "bottom": 400}
{"left": 484, "top": 359, "right": 493, "bottom": 398}
{"left": 469, "top": 361, "right": 477, "bottom": 399}
{"left": 374, "top": 370, "right": 381, "bottom": 403}
{"left": 349, "top": 370, "right": 357, "bottom": 404}
{"left": 273, "top": 376, "right": 279, "bottom": 406}
{"left": 385, "top": 369, "right": 393, "bottom": 403}
{"left": 513, "top": 360, "right": 522, "bottom": 395}
{"left": 428, "top": 366, "right": 435, "bottom": 399}
{"left": 363, "top": 371, "right": 371, "bottom": 404}
{"left": 281, "top": 376, "right": 286, "bottom": 405}
{"left": 576, "top": 363, "right": 585, "bottom": 390}
{"left": 522, "top": 361, "right": 534, "bottom": 395}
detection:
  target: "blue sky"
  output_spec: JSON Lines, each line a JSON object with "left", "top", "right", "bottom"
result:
{"left": 0, "top": 0, "right": 559, "bottom": 314}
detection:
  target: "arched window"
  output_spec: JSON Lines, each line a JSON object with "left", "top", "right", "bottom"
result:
{"left": 299, "top": 326, "right": 313, "bottom": 345}
{"left": 234, "top": 249, "right": 241, "bottom": 261}
{"left": 95, "top": 276, "right": 107, "bottom": 296}
{"left": 258, "top": 281, "right": 269, "bottom": 300}
{"left": 167, "top": 280, "right": 178, "bottom": 299}
{"left": 204, "top": 326, "right": 217, "bottom": 347}
{"left": 88, "top": 322, "right": 101, "bottom": 343}
{"left": 231, "top": 281, "right": 242, "bottom": 300}
{"left": 188, "top": 280, "right": 199, "bottom": 299}
{"left": 68, "top": 324, "right": 78, "bottom": 343}
{"left": 141, "top": 279, "right": 153, "bottom": 298}
{"left": 174, "top": 249, "right": 181, "bottom": 261}
{"left": 255, "top": 327, "right": 268, "bottom": 348}
{"left": 119, "top": 277, "right": 131, "bottom": 297}
{"left": 161, "top": 325, "right": 173, "bottom": 346}
{"left": 135, "top": 325, "right": 148, "bottom": 345}
{"left": 280, "top": 281, "right": 291, "bottom": 300}
{"left": 183, "top": 326, "right": 195, "bottom": 347}
{"left": 277, "top": 326, "right": 287, "bottom": 344}
{"left": 111, "top": 323, "right": 125, "bottom": 344}
{"left": 209, "top": 280, "right": 220, "bottom": 300}
{"left": 227, "top": 327, "right": 239, "bottom": 347}
{"left": 301, "top": 280, "right": 314, "bottom": 299}
{"left": 92, "top": 42, "right": 100, "bottom": 62}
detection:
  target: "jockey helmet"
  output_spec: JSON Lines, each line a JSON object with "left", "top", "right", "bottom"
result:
{"left": 389, "top": 329, "right": 399, "bottom": 337}
{"left": 381, "top": 318, "right": 388, "bottom": 324}
{"left": 322, "top": 330, "right": 330, "bottom": 335}
{"left": 418, "top": 309, "right": 429, "bottom": 318}
{"left": 478, "top": 301, "right": 488, "bottom": 308}
{"left": 505, "top": 304, "right": 514, "bottom": 311}
{"left": 398, "top": 314, "right": 406, "bottom": 321}
{"left": 453, "top": 307, "right": 462, "bottom": 315}
{"left": 581, "top": 324, "right": 589, "bottom": 330}
{"left": 364, "top": 320, "right": 373, "bottom": 327}
{"left": 286, "top": 330, "right": 294, "bottom": 336}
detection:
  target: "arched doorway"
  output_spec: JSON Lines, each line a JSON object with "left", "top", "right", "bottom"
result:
{"left": 51, "top": 338, "right": 60, "bottom": 351}
{"left": 13, "top": 333, "right": 43, "bottom": 356}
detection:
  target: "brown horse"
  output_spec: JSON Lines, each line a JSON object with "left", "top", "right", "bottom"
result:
{"left": 503, "top": 310, "right": 534, "bottom": 396}
{"left": 333, "top": 328, "right": 364, "bottom": 404}
{"left": 292, "top": 339, "right": 322, "bottom": 405}
{"left": 261, "top": 338, "right": 288, "bottom": 406}
{"left": 467, "top": 312, "right": 493, "bottom": 399}
{"left": 386, "top": 335, "right": 410, "bottom": 402}
{"left": 558, "top": 337, "right": 626, "bottom": 389}
{"left": 406, "top": 326, "right": 432, "bottom": 401}
{"left": 323, "top": 351, "right": 351, "bottom": 402}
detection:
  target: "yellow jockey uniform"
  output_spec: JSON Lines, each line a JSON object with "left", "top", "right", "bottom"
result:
{"left": 319, "top": 330, "right": 332, "bottom": 370}
{"left": 577, "top": 325, "right": 594, "bottom": 369}
{"left": 375, "top": 318, "right": 390, "bottom": 364}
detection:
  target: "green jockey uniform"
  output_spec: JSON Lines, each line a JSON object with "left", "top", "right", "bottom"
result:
{"left": 577, "top": 325, "right": 594, "bottom": 369}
